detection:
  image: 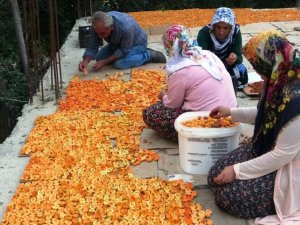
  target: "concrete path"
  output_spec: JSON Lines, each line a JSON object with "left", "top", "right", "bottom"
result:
{"left": 0, "top": 18, "right": 299, "bottom": 224}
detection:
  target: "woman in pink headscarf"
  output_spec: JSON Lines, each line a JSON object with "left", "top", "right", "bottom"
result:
{"left": 142, "top": 25, "right": 237, "bottom": 140}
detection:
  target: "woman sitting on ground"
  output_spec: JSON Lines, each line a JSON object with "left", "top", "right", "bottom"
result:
{"left": 143, "top": 25, "right": 237, "bottom": 141}
{"left": 197, "top": 7, "right": 248, "bottom": 92}
{"left": 208, "top": 30, "right": 300, "bottom": 224}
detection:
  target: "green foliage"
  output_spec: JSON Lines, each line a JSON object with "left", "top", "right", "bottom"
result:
{"left": 0, "top": 0, "right": 17, "bottom": 59}
{"left": 0, "top": 56, "right": 27, "bottom": 143}
{"left": 38, "top": 0, "right": 77, "bottom": 48}
{"left": 0, "top": 0, "right": 27, "bottom": 108}
{"left": 0, "top": 57, "right": 28, "bottom": 110}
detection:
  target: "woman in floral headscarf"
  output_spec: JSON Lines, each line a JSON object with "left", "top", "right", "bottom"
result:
{"left": 142, "top": 25, "right": 237, "bottom": 140}
{"left": 208, "top": 30, "right": 300, "bottom": 224}
{"left": 197, "top": 7, "right": 248, "bottom": 92}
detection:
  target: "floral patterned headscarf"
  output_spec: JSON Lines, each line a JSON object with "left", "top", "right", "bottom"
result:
{"left": 162, "top": 25, "right": 199, "bottom": 58}
{"left": 243, "top": 30, "right": 300, "bottom": 156}
{"left": 162, "top": 25, "right": 223, "bottom": 81}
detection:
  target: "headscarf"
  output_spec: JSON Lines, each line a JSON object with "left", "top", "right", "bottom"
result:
{"left": 162, "top": 24, "right": 223, "bottom": 81}
{"left": 242, "top": 30, "right": 300, "bottom": 157}
{"left": 208, "top": 7, "right": 240, "bottom": 60}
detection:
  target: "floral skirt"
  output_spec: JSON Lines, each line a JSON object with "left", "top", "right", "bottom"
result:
{"left": 207, "top": 141, "right": 276, "bottom": 219}
{"left": 142, "top": 101, "right": 187, "bottom": 141}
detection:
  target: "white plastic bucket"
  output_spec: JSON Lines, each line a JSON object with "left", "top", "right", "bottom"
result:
{"left": 174, "top": 111, "right": 242, "bottom": 175}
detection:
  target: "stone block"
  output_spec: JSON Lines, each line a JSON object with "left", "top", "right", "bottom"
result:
{"left": 195, "top": 189, "right": 249, "bottom": 225}
{"left": 148, "top": 35, "right": 163, "bottom": 43}
{"left": 131, "top": 161, "right": 158, "bottom": 178}
{"left": 158, "top": 169, "right": 168, "bottom": 180}
{"left": 165, "top": 148, "right": 179, "bottom": 155}
{"left": 79, "top": 64, "right": 131, "bottom": 81}
{"left": 271, "top": 21, "right": 300, "bottom": 32}
{"left": 161, "top": 153, "right": 184, "bottom": 174}
{"left": 242, "top": 22, "right": 277, "bottom": 34}
{"left": 135, "top": 63, "right": 165, "bottom": 71}
{"left": 192, "top": 175, "right": 208, "bottom": 186}
{"left": 293, "top": 27, "right": 300, "bottom": 31}
{"left": 139, "top": 128, "right": 178, "bottom": 149}
{"left": 150, "top": 24, "right": 172, "bottom": 35}
{"left": 158, "top": 152, "right": 164, "bottom": 170}
{"left": 142, "top": 26, "right": 150, "bottom": 35}
{"left": 285, "top": 35, "right": 300, "bottom": 46}
{"left": 158, "top": 151, "right": 208, "bottom": 186}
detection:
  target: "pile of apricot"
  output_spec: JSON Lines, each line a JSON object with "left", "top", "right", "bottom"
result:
{"left": 248, "top": 81, "right": 263, "bottom": 93}
{"left": 182, "top": 116, "right": 238, "bottom": 128}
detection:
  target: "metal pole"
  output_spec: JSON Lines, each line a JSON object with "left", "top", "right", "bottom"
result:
{"left": 35, "top": 0, "right": 44, "bottom": 101}
{"left": 77, "top": 0, "right": 82, "bottom": 18}
{"left": 49, "top": 0, "right": 60, "bottom": 99}
{"left": 54, "top": 0, "right": 63, "bottom": 88}
{"left": 90, "top": 0, "right": 93, "bottom": 17}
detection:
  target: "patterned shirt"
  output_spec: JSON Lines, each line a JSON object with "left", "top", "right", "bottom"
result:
{"left": 83, "top": 11, "right": 147, "bottom": 59}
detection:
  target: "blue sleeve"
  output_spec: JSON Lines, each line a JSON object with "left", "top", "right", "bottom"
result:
{"left": 82, "top": 27, "right": 100, "bottom": 60}
{"left": 114, "top": 26, "right": 135, "bottom": 58}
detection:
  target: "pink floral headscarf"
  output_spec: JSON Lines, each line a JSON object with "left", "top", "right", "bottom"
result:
{"left": 162, "top": 25, "right": 223, "bottom": 81}
{"left": 162, "top": 25, "right": 198, "bottom": 57}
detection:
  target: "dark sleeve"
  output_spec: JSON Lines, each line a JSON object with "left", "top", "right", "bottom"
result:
{"left": 197, "top": 27, "right": 210, "bottom": 50}
{"left": 232, "top": 29, "right": 243, "bottom": 65}
{"left": 82, "top": 27, "right": 100, "bottom": 60}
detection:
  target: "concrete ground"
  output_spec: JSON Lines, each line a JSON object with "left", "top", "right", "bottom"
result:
{"left": 0, "top": 17, "right": 299, "bottom": 224}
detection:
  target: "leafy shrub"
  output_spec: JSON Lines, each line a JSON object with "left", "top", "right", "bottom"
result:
{"left": 0, "top": 57, "right": 28, "bottom": 109}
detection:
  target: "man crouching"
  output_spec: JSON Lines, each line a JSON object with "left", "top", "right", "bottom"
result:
{"left": 78, "top": 11, "right": 166, "bottom": 72}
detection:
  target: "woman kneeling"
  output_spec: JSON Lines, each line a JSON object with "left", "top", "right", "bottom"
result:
{"left": 143, "top": 25, "right": 237, "bottom": 141}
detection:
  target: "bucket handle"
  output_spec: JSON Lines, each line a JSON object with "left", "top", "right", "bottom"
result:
{"left": 179, "top": 128, "right": 194, "bottom": 133}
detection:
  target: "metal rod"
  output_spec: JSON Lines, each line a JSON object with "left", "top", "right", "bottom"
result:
{"left": 49, "top": 0, "right": 60, "bottom": 99}
{"left": 54, "top": 0, "right": 63, "bottom": 88}
{"left": 35, "top": 0, "right": 44, "bottom": 101}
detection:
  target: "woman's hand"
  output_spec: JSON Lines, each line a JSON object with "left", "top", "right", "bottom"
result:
{"left": 214, "top": 165, "right": 236, "bottom": 185}
{"left": 158, "top": 89, "right": 166, "bottom": 100}
{"left": 225, "top": 52, "right": 237, "bottom": 66}
{"left": 209, "top": 106, "right": 231, "bottom": 118}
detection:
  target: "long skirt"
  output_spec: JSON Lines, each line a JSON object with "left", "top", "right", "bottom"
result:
{"left": 207, "top": 141, "right": 276, "bottom": 219}
{"left": 142, "top": 101, "right": 187, "bottom": 141}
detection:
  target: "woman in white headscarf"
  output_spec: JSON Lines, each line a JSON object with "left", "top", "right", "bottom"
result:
{"left": 197, "top": 7, "right": 248, "bottom": 92}
{"left": 142, "top": 25, "right": 237, "bottom": 141}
